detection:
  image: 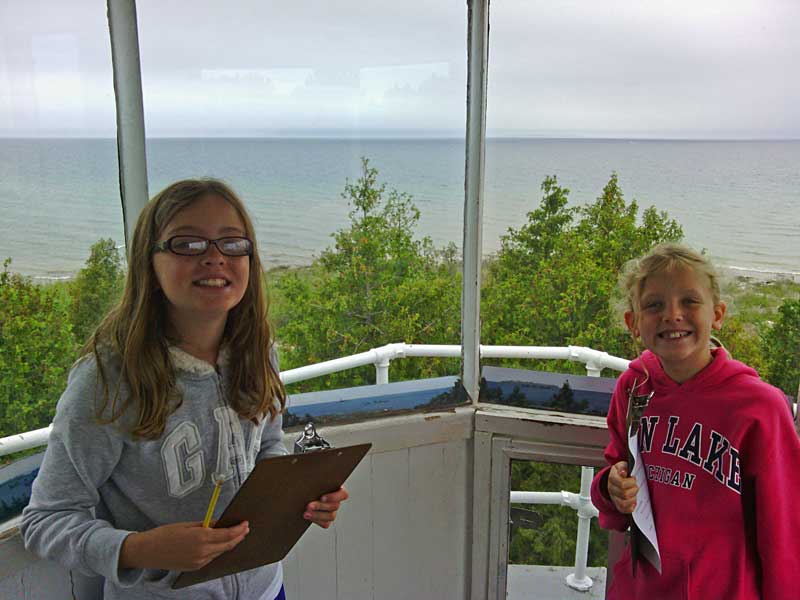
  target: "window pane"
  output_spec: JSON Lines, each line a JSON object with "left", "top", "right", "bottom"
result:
{"left": 136, "top": 1, "right": 467, "bottom": 395}
{"left": 508, "top": 460, "right": 609, "bottom": 593}
{"left": 0, "top": 1, "right": 123, "bottom": 444}
{"left": 482, "top": 1, "right": 800, "bottom": 376}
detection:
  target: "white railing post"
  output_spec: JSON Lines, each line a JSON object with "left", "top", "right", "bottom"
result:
{"left": 375, "top": 357, "right": 390, "bottom": 385}
{"left": 565, "top": 467, "right": 596, "bottom": 591}
{"left": 585, "top": 363, "right": 602, "bottom": 377}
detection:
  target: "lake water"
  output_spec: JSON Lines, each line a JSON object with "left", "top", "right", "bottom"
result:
{"left": 1, "top": 137, "right": 797, "bottom": 280}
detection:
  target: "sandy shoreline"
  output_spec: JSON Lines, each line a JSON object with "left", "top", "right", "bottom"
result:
{"left": 26, "top": 261, "right": 800, "bottom": 286}
{"left": 720, "top": 265, "right": 800, "bottom": 284}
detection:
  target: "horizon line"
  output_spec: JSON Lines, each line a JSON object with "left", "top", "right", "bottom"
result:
{"left": 2, "top": 134, "right": 800, "bottom": 142}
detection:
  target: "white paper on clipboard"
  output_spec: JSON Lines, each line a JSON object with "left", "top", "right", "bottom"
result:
{"left": 628, "top": 431, "right": 662, "bottom": 573}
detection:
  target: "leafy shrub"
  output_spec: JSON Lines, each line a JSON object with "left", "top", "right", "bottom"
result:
{"left": 763, "top": 299, "right": 800, "bottom": 396}
{"left": 0, "top": 260, "right": 77, "bottom": 438}
{"left": 274, "top": 158, "right": 461, "bottom": 391}
{"left": 69, "top": 238, "right": 125, "bottom": 345}
{"left": 482, "top": 173, "right": 683, "bottom": 371}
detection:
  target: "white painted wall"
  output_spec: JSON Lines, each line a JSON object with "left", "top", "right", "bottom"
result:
{"left": 0, "top": 408, "right": 474, "bottom": 600}
{"left": 283, "top": 408, "right": 473, "bottom": 600}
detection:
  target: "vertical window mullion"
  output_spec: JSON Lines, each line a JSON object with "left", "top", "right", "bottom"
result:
{"left": 462, "top": 0, "right": 490, "bottom": 403}
{"left": 107, "top": 0, "right": 149, "bottom": 250}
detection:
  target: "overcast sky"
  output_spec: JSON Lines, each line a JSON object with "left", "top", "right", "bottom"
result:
{"left": 1, "top": 0, "right": 798, "bottom": 138}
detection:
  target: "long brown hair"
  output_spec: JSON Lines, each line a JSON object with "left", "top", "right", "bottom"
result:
{"left": 84, "top": 179, "right": 286, "bottom": 439}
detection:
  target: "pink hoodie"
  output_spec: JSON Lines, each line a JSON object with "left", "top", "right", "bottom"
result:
{"left": 591, "top": 349, "right": 800, "bottom": 600}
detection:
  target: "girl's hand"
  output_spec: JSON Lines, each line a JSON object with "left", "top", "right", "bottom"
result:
{"left": 304, "top": 486, "right": 349, "bottom": 529}
{"left": 608, "top": 461, "right": 639, "bottom": 514}
{"left": 119, "top": 521, "right": 249, "bottom": 571}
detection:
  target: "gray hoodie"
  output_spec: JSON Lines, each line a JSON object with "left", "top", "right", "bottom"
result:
{"left": 20, "top": 347, "right": 287, "bottom": 600}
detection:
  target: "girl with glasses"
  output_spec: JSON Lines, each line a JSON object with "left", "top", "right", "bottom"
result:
{"left": 20, "top": 179, "right": 347, "bottom": 600}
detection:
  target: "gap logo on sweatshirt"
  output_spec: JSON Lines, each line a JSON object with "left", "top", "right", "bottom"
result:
{"left": 160, "top": 406, "right": 266, "bottom": 498}
{"left": 637, "top": 415, "right": 742, "bottom": 495}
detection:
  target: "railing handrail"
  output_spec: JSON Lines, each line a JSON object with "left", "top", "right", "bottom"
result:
{"left": 1, "top": 343, "right": 628, "bottom": 457}
{"left": 281, "top": 342, "right": 630, "bottom": 384}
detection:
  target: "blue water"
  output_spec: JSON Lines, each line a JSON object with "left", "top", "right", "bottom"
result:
{"left": 287, "top": 383, "right": 459, "bottom": 421}
{"left": 1, "top": 138, "right": 798, "bottom": 279}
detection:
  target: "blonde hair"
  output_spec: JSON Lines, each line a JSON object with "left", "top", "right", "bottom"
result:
{"left": 620, "top": 243, "right": 721, "bottom": 318}
{"left": 84, "top": 178, "right": 286, "bottom": 439}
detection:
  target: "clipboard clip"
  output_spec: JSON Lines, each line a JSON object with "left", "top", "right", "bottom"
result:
{"left": 293, "top": 421, "right": 332, "bottom": 454}
{"left": 626, "top": 378, "right": 655, "bottom": 436}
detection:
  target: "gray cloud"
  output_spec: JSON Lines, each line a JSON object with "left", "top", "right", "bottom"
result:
{"left": 1, "top": 0, "right": 798, "bottom": 138}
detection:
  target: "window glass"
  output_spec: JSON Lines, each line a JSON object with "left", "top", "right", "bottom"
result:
{"left": 482, "top": 1, "right": 800, "bottom": 377}
{"left": 0, "top": 1, "right": 123, "bottom": 445}
{"left": 137, "top": 1, "right": 468, "bottom": 394}
{"left": 485, "top": 2, "right": 800, "bottom": 586}
{"left": 509, "top": 460, "right": 608, "bottom": 573}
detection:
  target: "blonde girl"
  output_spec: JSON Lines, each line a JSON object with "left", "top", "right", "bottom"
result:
{"left": 591, "top": 243, "right": 800, "bottom": 599}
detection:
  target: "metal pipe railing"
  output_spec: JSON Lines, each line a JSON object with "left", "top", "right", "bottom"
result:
{"left": 1, "top": 343, "right": 628, "bottom": 458}
{"left": 280, "top": 342, "right": 629, "bottom": 387}
{"left": 510, "top": 466, "right": 599, "bottom": 592}
{"left": 0, "top": 426, "right": 53, "bottom": 458}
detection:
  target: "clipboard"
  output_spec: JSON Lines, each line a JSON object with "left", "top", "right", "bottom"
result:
{"left": 173, "top": 442, "right": 372, "bottom": 589}
{"left": 625, "top": 379, "right": 656, "bottom": 577}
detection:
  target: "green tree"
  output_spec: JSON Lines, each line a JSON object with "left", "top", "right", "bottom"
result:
{"left": 483, "top": 173, "right": 683, "bottom": 372}
{"left": 763, "top": 299, "right": 800, "bottom": 396}
{"left": 69, "top": 238, "right": 125, "bottom": 345}
{"left": 0, "top": 259, "right": 77, "bottom": 439}
{"left": 274, "top": 158, "right": 461, "bottom": 391}
{"left": 716, "top": 315, "right": 767, "bottom": 376}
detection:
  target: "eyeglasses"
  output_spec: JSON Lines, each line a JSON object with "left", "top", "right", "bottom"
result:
{"left": 153, "top": 236, "right": 253, "bottom": 257}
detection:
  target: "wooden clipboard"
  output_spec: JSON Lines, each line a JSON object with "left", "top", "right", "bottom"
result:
{"left": 173, "top": 443, "right": 372, "bottom": 589}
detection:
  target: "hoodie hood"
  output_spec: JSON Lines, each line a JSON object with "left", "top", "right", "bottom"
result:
{"left": 168, "top": 345, "right": 230, "bottom": 377}
{"left": 627, "top": 347, "right": 758, "bottom": 394}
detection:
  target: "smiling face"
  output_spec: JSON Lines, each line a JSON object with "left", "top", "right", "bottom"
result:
{"left": 152, "top": 194, "right": 250, "bottom": 333}
{"left": 625, "top": 264, "right": 726, "bottom": 383}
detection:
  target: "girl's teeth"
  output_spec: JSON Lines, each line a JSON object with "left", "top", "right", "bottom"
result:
{"left": 666, "top": 331, "right": 688, "bottom": 339}
{"left": 197, "top": 279, "right": 227, "bottom": 287}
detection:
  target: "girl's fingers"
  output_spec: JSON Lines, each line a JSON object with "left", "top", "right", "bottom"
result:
{"left": 304, "top": 488, "right": 348, "bottom": 524}
{"left": 305, "top": 508, "right": 338, "bottom": 523}
{"left": 201, "top": 522, "right": 249, "bottom": 545}
{"left": 310, "top": 488, "right": 349, "bottom": 509}
{"left": 612, "top": 473, "right": 637, "bottom": 487}
{"left": 309, "top": 513, "right": 337, "bottom": 527}
{"left": 202, "top": 529, "right": 250, "bottom": 556}
{"left": 314, "top": 509, "right": 338, "bottom": 522}
{"left": 614, "top": 483, "right": 638, "bottom": 497}
{"left": 611, "top": 495, "right": 636, "bottom": 513}
{"left": 610, "top": 486, "right": 638, "bottom": 501}
{"left": 306, "top": 501, "right": 341, "bottom": 512}
{"left": 321, "top": 488, "right": 349, "bottom": 503}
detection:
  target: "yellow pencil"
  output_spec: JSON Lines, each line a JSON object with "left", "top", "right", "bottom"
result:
{"left": 202, "top": 479, "right": 223, "bottom": 528}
